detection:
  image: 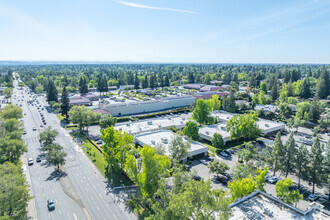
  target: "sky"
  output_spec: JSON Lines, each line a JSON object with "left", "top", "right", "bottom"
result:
{"left": 0, "top": 0, "right": 330, "bottom": 63}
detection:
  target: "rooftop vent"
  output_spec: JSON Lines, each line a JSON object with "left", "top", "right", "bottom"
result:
{"left": 147, "top": 121, "right": 153, "bottom": 125}
{"left": 206, "top": 131, "right": 210, "bottom": 135}
{"left": 265, "top": 124, "right": 269, "bottom": 127}
{"left": 151, "top": 140, "right": 156, "bottom": 145}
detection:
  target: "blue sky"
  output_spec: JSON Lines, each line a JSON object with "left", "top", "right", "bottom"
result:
{"left": 0, "top": 0, "right": 330, "bottom": 63}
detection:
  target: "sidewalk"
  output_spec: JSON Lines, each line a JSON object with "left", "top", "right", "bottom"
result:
{"left": 21, "top": 154, "right": 38, "bottom": 220}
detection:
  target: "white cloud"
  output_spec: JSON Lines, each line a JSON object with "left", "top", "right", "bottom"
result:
{"left": 116, "top": 0, "right": 195, "bottom": 14}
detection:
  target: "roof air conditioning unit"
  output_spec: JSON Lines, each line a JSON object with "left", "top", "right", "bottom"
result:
{"left": 147, "top": 121, "right": 152, "bottom": 125}
{"left": 265, "top": 124, "right": 269, "bottom": 127}
{"left": 151, "top": 140, "right": 156, "bottom": 145}
{"left": 206, "top": 131, "right": 209, "bottom": 135}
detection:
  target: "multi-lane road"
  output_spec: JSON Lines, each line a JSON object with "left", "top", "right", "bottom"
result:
{"left": 14, "top": 81, "right": 135, "bottom": 220}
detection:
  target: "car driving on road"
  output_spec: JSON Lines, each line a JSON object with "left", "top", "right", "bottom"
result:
{"left": 47, "top": 199, "right": 55, "bottom": 211}
{"left": 28, "top": 158, "right": 34, "bottom": 166}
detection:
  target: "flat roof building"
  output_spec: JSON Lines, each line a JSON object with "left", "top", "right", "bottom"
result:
{"left": 229, "top": 190, "right": 330, "bottom": 220}
{"left": 199, "top": 122, "right": 231, "bottom": 144}
{"left": 200, "top": 85, "right": 225, "bottom": 92}
{"left": 98, "top": 95, "right": 196, "bottom": 117}
{"left": 134, "top": 130, "right": 208, "bottom": 162}
{"left": 194, "top": 91, "right": 230, "bottom": 100}
{"left": 115, "top": 113, "right": 192, "bottom": 135}
{"left": 183, "top": 83, "right": 205, "bottom": 90}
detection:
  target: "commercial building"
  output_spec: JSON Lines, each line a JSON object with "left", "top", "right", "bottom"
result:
{"left": 134, "top": 130, "right": 209, "bottom": 162}
{"left": 115, "top": 113, "right": 191, "bottom": 135}
{"left": 200, "top": 85, "right": 225, "bottom": 92}
{"left": 183, "top": 83, "right": 205, "bottom": 90}
{"left": 254, "top": 104, "right": 278, "bottom": 113}
{"left": 99, "top": 95, "right": 196, "bottom": 117}
{"left": 82, "top": 93, "right": 99, "bottom": 101}
{"left": 199, "top": 111, "right": 285, "bottom": 143}
{"left": 229, "top": 190, "right": 330, "bottom": 220}
{"left": 194, "top": 91, "right": 230, "bottom": 100}
{"left": 59, "top": 95, "right": 92, "bottom": 106}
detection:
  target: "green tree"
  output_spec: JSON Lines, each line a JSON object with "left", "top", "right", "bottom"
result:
{"left": 315, "top": 66, "right": 329, "bottom": 99}
{"left": 275, "top": 178, "right": 303, "bottom": 206}
{"left": 182, "top": 121, "right": 199, "bottom": 141}
{"left": 300, "top": 78, "right": 311, "bottom": 99}
{"left": 209, "top": 161, "right": 229, "bottom": 177}
{"left": 46, "top": 79, "right": 58, "bottom": 102}
{"left": 231, "top": 162, "right": 255, "bottom": 180}
{"left": 270, "top": 80, "right": 278, "bottom": 101}
{"left": 36, "top": 86, "right": 43, "bottom": 93}
{"left": 0, "top": 162, "right": 31, "bottom": 219}
{"left": 207, "top": 94, "right": 221, "bottom": 111}
{"left": 282, "top": 133, "right": 297, "bottom": 177}
{"left": 211, "top": 133, "right": 224, "bottom": 149}
{"left": 271, "top": 132, "right": 285, "bottom": 175}
{"left": 260, "top": 82, "right": 267, "bottom": 93}
{"left": 0, "top": 104, "right": 22, "bottom": 120}
{"left": 60, "top": 86, "right": 71, "bottom": 120}
{"left": 307, "top": 136, "right": 324, "bottom": 194}
{"left": 137, "top": 146, "right": 170, "bottom": 199}
{"left": 228, "top": 175, "right": 255, "bottom": 202}
{"left": 168, "top": 135, "right": 191, "bottom": 165}
{"left": 99, "top": 114, "right": 117, "bottom": 129}
{"left": 39, "top": 126, "right": 59, "bottom": 147}
{"left": 295, "top": 144, "right": 309, "bottom": 189}
{"left": 322, "top": 140, "right": 330, "bottom": 199}
{"left": 68, "top": 105, "right": 99, "bottom": 131}
{"left": 192, "top": 99, "right": 210, "bottom": 126}
{"left": 226, "top": 113, "right": 260, "bottom": 141}
{"left": 124, "top": 155, "right": 138, "bottom": 183}
{"left": 237, "top": 142, "right": 256, "bottom": 163}
{"left": 0, "top": 139, "right": 27, "bottom": 164}
{"left": 134, "top": 73, "right": 139, "bottom": 89}
{"left": 142, "top": 75, "right": 149, "bottom": 89}
{"left": 47, "top": 148, "right": 67, "bottom": 169}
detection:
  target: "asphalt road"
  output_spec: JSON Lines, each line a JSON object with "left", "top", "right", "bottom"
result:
{"left": 15, "top": 81, "right": 136, "bottom": 220}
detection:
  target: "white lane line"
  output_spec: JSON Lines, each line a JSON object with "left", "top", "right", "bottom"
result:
{"left": 43, "top": 192, "right": 45, "bottom": 197}
{"left": 93, "top": 185, "right": 96, "bottom": 189}
{"left": 59, "top": 210, "right": 62, "bottom": 215}
{"left": 73, "top": 213, "right": 77, "bottom": 220}
{"left": 97, "top": 206, "right": 100, "bottom": 211}
{"left": 113, "top": 214, "right": 118, "bottom": 220}
{"left": 48, "top": 213, "right": 50, "bottom": 219}
{"left": 52, "top": 190, "right": 55, "bottom": 195}
{"left": 106, "top": 203, "right": 109, "bottom": 208}
{"left": 99, "top": 193, "right": 101, "bottom": 198}
{"left": 91, "top": 196, "right": 93, "bottom": 201}
{"left": 85, "top": 187, "right": 88, "bottom": 192}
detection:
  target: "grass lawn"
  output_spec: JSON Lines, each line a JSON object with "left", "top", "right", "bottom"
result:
{"left": 65, "top": 125, "right": 79, "bottom": 130}
{"left": 74, "top": 132, "right": 133, "bottom": 186}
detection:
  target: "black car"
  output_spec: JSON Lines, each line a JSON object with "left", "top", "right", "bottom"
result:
{"left": 224, "top": 150, "right": 231, "bottom": 155}
{"left": 215, "top": 176, "right": 228, "bottom": 185}
{"left": 193, "top": 175, "right": 201, "bottom": 181}
{"left": 36, "top": 156, "right": 41, "bottom": 163}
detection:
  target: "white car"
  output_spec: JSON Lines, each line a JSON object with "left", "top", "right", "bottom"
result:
{"left": 33, "top": 127, "right": 37, "bottom": 131}
{"left": 268, "top": 176, "right": 278, "bottom": 184}
{"left": 308, "top": 194, "right": 319, "bottom": 201}
{"left": 220, "top": 152, "right": 229, "bottom": 157}
{"left": 28, "top": 158, "right": 34, "bottom": 166}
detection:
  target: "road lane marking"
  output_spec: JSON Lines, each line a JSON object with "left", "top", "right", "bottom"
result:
{"left": 113, "top": 214, "right": 118, "bottom": 220}
{"left": 99, "top": 193, "right": 101, "bottom": 198}
{"left": 59, "top": 210, "right": 62, "bottom": 215}
{"left": 52, "top": 190, "right": 55, "bottom": 195}
{"left": 48, "top": 213, "right": 50, "bottom": 219}
{"left": 91, "top": 196, "right": 93, "bottom": 201}
{"left": 97, "top": 206, "right": 100, "bottom": 211}
{"left": 85, "top": 187, "right": 88, "bottom": 192}
{"left": 106, "top": 204, "right": 109, "bottom": 208}
{"left": 43, "top": 193, "right": 45, "bottom": 197}
{"left": 73, "top": 213, "right": 77, "bottom": 220}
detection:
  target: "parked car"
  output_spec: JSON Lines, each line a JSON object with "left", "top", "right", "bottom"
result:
{"left": 47, "top": 199, "right": 55, "bottom": 211}
{"left": 224, "top": 150, "right": 231, "bottom": 155}
{"left": 220, "top": 152, "right": 229, "bottom": 157}
{"left": 268, "top": 137, "right": 275, "bottom": 140}
{"left": 206, "top": 156, "right": 215, "bottom": 161}
{"left": 265, "top": 175, "right": 271, "bottom": 182}
{"left": 28, "top": 158, "right": 34, "bottom": 166}
{"left": 316, "top": 197, "right": 327, "bottom": 205}
{"left": 308, "top": 194, "right": 319, "bottom": 201}
{"left": 268, "top": 176, "right": 278, "bottom": 184}
{"left": 200, "top": 159, "right": 208, "bottom": 165}
{"left": 215, "top": 176, "right": 228, "bottom": 185}
{"left": 32, "top": 127, "right": 36, "bottom": 131}
{"left": 193, "top": 175, "right": 201, "bottom": 181}
{"left": 23, "top": 130, "right": 27, "bottom": 135}
{"left": 184, "top": 165, "right": 190, "bottom": 171}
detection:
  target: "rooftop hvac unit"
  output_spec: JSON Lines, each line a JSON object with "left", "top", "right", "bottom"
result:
{"left": 119, "top": 128, "right": 122, "bottom": 131}
{"left": 151, "top": 140, "right": 156, "bottom": 145}
{"left": 147, "top": 121, "right": 153, "bottom": 125}
{"left": 158, "top": 124, "right": 162, "bottom": 128}
{"left": 180, "top": 121, "right": 184, "bottom": 124}
{"left": 206, "top": 131, "right": 210, "bottom": 135}
{"left": 182, "top": 117, "right": 186, "bottom": 120}
{"left": 139, "top": 127, "right": 142, "bottom": 131}
{"left": 265, "top": 124, "right": 269, "bottom": 127}
{"left": 221, "top": 127, "right": 226, "bottom": 131}
{"left": 128, "top": 130, "right": 132, "bottom": 134}
{"left": 126, "top": 123, "right": 130, "bottom": 127}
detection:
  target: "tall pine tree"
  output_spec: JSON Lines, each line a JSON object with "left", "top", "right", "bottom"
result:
{"left": 61, "top": 86, "right": 71, "bottom": 120}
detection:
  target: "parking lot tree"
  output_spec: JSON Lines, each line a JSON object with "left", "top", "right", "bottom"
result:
{"left": 0, "top": 162, "right": 31, "bottom": 219}
{"left": 295, "top": 144, "right": 309, "bottom": 189}
{"left": 231, "top": 162, "right": 255, "bottom": 180}
{"left": 0, "top": 104, "right": 22, "bottom": 120}
{"left": 275, "top": 177, "right": 303, "bottom": 206}
{"left": 182, "top": 121, "right": 199, "bottom": 141}
{"left": 99, "top": 114, "right": 117, "bottom": 129}
{"left": 168, "top": 134, "right": 191, "bottom": 165}
{"left": 68, "top": 106, "right": 89, "bottom": 131}
{"left": 238, "top": 142, "right": 256, "bottom": 163}
{"left": 60, "top": 86, "right": 71, "bottom": 120}
{"left": 137, "top": 146, "right": 170, "bottom": 200}
{"left": 209, "top": 161, "right": 229, "bottom": 178}
{"left": 271, "top": 132, "right": 285, "bottom": 175}
{"left": 39, "top": 126, "right": 59, "bottom": 146}
{"left": 226, "top": 113, "right": 260, "bottom": 141}
{"left": 228, "top": 175, "right": 255, "bottom": 202}
{"left": 192, "top": 99, "right": 210, "bottom": 126}
{"left": 282, "top": 133, "right": 297, "bottom": 177}
{"left": 307, "top": 137, "right": 325, "bottom": 194}
{"left": 0, "top": 138, "right": 27, "bottom": 164}
{"left": 254, "top": 168, "right": 268, "bottom": 192}
{"left": 47, "top": 148, "right": 67, "bottom": 169}
{"left": 3, "top": 87, "right": 13, "bottom": 100}
{"left": 211, "top": 133, "right": 224, "bottom": 149}
{"left": 46, "top": 79, "right": 58, "bottom": 102}
{"left": 85, "top": 110, "right": 101, "bottom": 132}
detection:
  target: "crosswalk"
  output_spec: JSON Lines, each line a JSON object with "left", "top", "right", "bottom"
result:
{"left": 24, "top": 136, "right": 39, "bottom": 145}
